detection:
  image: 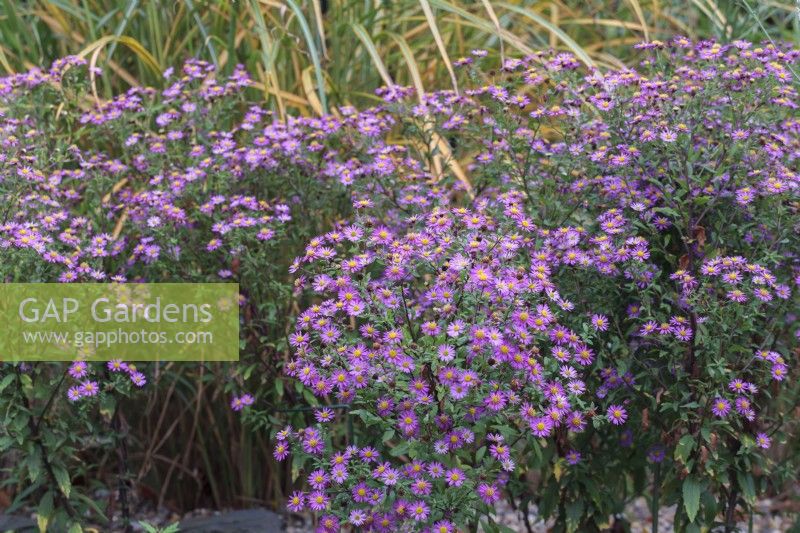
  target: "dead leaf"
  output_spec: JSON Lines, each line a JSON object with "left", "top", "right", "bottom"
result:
{"left": 693, "top": 225, "right": 706, "bottom": 248}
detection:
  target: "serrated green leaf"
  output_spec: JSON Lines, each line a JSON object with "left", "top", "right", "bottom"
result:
{"left": 682, "top": 476, "right": 701, "bottom": 523}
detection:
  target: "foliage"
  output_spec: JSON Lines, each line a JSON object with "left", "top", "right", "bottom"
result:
{"left": 0, "top": 55, "right": 362, "bottom": 527}
{"left": 0, "top": 9, "right": 798, "bottom": 531}
{"left": 139, "top": 520, "right": 181, "bottom": 533}
{"left": 266, "top": 39, "right": 799, "bottom": 531}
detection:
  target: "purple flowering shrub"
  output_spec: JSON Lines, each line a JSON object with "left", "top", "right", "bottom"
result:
{"left": 0, "top": 57, "right": 399, "bottom": 528}
{"left": 271, "top": 39, "right": 799, "bottom": 531}
{"left": 281, "top": 195, "right": 656, "bottom": 530}
{"left": 0, "top": 36, "right": 796, "bottom": 531}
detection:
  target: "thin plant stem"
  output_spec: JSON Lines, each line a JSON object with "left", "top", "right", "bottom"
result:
{"left": 652, "top": 461, "right": 661, "bottom": 533}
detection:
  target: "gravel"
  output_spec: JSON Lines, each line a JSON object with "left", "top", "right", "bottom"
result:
{"left": 7, "top": 495, "right": 794, "bottom": 532}
{"left": 284, "top": 497, "right": 798, "bottom": 532}
{"left": 489, "top": 497, "right": 796, "bottom": 533}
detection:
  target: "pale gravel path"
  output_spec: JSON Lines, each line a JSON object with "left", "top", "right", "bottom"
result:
{"left": 489, "top": 498, "right": 793, "bottom": 532}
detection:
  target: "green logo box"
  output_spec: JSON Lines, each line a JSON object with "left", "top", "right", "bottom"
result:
{"left": 0, "top": 283, "right": 239, "bottom": 361}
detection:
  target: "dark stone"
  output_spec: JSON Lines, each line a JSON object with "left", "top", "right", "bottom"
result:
{"left": 0, "top": 514, "right": 37, "bottom": 532}
{"left": 178, "top": 509, "right": 282, "bottom": 533}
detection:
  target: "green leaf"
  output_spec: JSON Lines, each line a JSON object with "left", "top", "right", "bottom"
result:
{"left": 72, "top": 492, "right": 108, "bottom": 523}
{"left": 737, "top": 471, "right": 756, "bottom": 505}
{"left": 301, "top": 388, "right": 319, "bottom": 407}
{"left": 475, "top": 445, "right": 486, "bottom": 462}
{"left": 565, "top": 499, "right": 584, "bottom": 532}
{"left": 37, "top": 490, "right": 54, "bottom": 532}
{"left": 389, "top": 441, "right": 410, "bottom": 457}
{"left": 0, "top": 373, "right": 14, "bottom": 393}
{"left": 481, "top": 520, "right": 499, "bottom": 533}
{"left": 674, "top": 435, "right": 695, "bottom": 464}
{"left": 52, "top": 465, "right": 71, "bottom": 498}
{"left": 37, "top": 514, "right": 49, "bottom": 533}
{"left": 349, "top": 409, "right": 380, "bottom": 425}
{"left": 100, "top": 394, "right": 116, "bottom": 419}
{"left": 138, "top": 523, "right": 159, "bottom": 533}
{"left": 67, "top": 523, "right": 83, "bottom": 533}
{"left": 682, "top": 477, "right": 701, "bottom": 523}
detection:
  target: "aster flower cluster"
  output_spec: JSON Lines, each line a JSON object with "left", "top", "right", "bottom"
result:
{"left": 65, "top": 359, "right": 146, "bottom": 402}
{"left": 0, "top": 54, "right": 411, "bottom": 288}
{"left": 0, "top": 56, "right": 399, "bottom": 402}
{"left": 0, "top": 61, "right": 295, "bottom": 283}
{"left": 268, "top": 38, "right": 798, "bottom": 530}
{"left": 274, "top": 188, "right": 662, "bottom": 528}
{"left": 0, "top": 34, "right": 796, "bottom": 529}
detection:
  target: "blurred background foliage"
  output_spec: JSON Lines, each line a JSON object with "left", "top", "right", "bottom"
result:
{"left": 0, "top": 0, "right": 798, "bottom": 518}
{"left": 1, "top": 0, "right": 798, "bottom": 116}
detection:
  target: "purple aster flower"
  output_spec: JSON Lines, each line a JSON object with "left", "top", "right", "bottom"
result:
{"left": 80, "top": 380, "right": 99, "bottom": 397}
{"left": 771, "top": 364, "right": 787, "bottom": 381}
{"left": 273, "top": 441, "right": 290, "bottom": 461}
{"left": 530, "top": 416, "right": 553, "bottom": 437}
{"left": 477, "top": 482, "right": 501, "bottom": 504}
{"left": 130, "top": 371, "right": 147, "bottom": 387}
{"left": 307, "top": 490, "right": 329, "bottom": 511}
{"left": 607, "top": 404, "right": 627, "bottom": 425}
{"left": 107, "top": 359, "right": 127, "bottom": 373}
{"left": 286, "top": 491, "right": 304, "bottom": 512}
{"left": 409, "top": 500, "right": 430, "bottom": 522}
{"left": 565, "top": 450, "right": 581, "bottom": 465}
{"left": 591, "top": 314, "right": 609, "bottom": 331}
{"left": 348, "top": 509, "right": 367, "bottom": 526}
{"left": 68, "top": 361, "right": 88, "bottom": 379}
{"left": 317, "top": 515, "right": 339, "bottom": 533}
{"left": 445, "top": 468, "right": 465, "bottom": 487}
{"left": 230, "top": 394, "right": 254, "bottom": 411}
{"left": 67, "top": 386, "right": 82, "bottom": 402}
{"left": 647, "top": 445, "right": 666, "bottom": 463}
{"left": 711, "top": 397, "right": 731, "bottom": 417}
